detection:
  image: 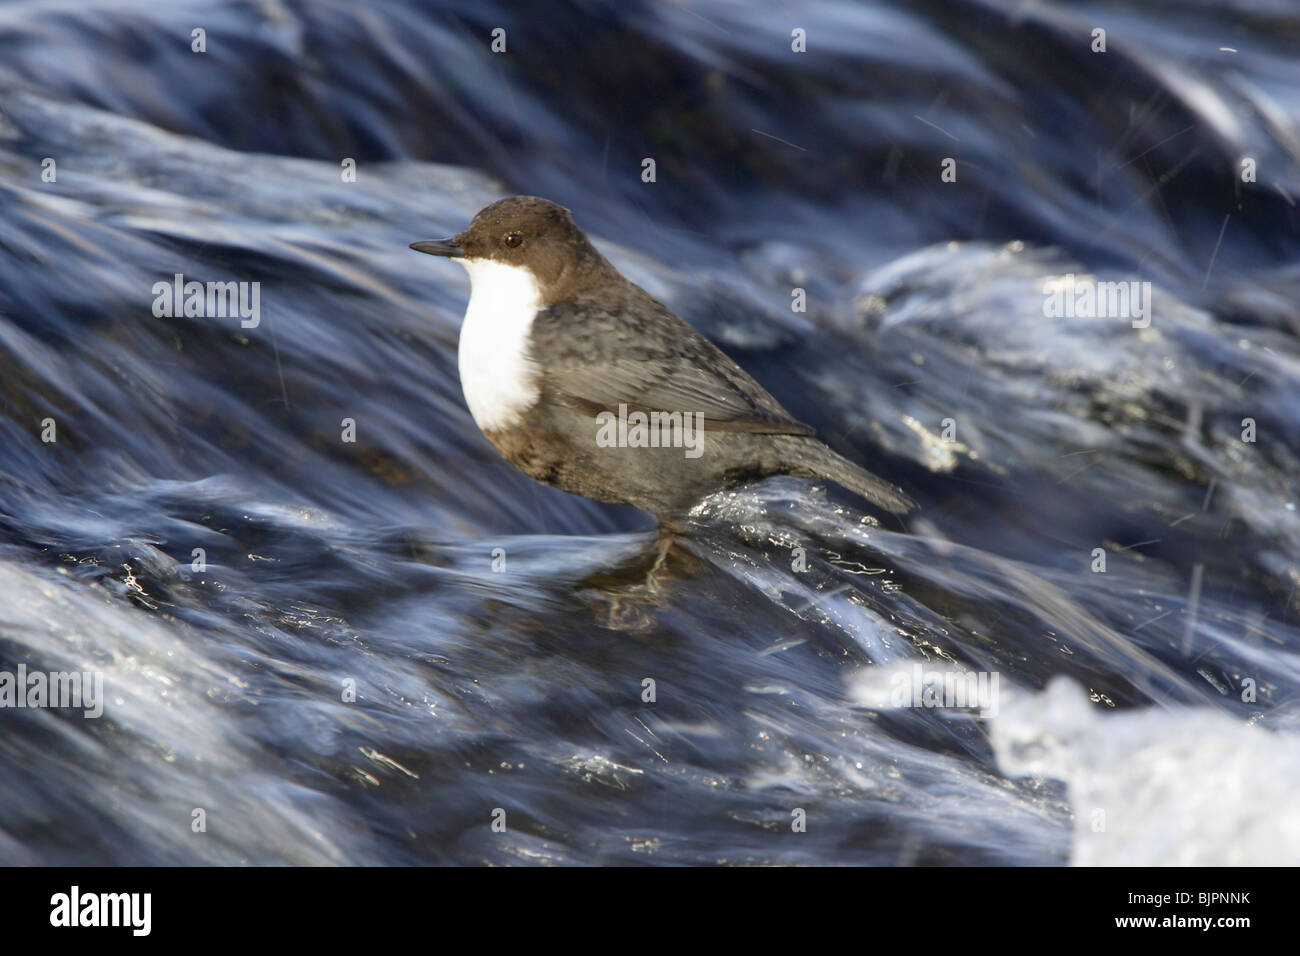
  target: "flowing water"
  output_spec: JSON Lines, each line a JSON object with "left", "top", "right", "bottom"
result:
{"left": 0, "top": 0, "right": 1298, "bottom": 865}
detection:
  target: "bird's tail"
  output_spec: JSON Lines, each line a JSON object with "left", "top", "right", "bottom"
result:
{"left": 787, "top": 441, "right": 916, "bottom": 514}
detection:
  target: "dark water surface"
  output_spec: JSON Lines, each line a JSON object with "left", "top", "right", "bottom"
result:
{"left": 0, "top": 0, "right": 1298, "bottom": 864}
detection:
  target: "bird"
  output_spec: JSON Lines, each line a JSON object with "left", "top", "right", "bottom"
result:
{"left": 410, "top": 196, "right": 914, "bottom": 530}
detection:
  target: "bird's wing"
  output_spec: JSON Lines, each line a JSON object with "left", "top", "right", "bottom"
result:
{"left": 549, "top": 359, "right": 815, "bottom": 435}
{"left": 531, "top": 287, "right": 815, "bottom": 434}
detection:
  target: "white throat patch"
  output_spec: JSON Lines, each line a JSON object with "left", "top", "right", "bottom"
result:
{"left": 455, "top": 258, "right": 542, "bottom": 431}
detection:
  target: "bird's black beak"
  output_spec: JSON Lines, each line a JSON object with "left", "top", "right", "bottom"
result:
{"left": 409, "top": 238, "right": 463, "bottom": 258}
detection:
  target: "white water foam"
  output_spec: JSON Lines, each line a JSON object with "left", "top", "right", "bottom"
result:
{"left": 990, "top": 677, "right": 1300, "bottom": 866}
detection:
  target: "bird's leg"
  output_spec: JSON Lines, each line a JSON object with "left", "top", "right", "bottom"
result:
{"left": 580, "top": 522, "right": 696, "bottom": 630}
{"left": 648, "top": 525, "right": 677, "bottom": 577}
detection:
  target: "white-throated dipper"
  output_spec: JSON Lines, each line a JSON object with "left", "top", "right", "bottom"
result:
{"left": 410, "top": 196, "right": 914, "bottom": 528}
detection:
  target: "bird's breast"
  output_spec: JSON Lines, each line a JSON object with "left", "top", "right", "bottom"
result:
{"left": 456, "top": 259, "right": 543, "bottom": 432}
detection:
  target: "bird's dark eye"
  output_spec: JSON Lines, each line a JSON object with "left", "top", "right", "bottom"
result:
{"left": 504, "top": 232, "right": 523, "bottom": 248}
